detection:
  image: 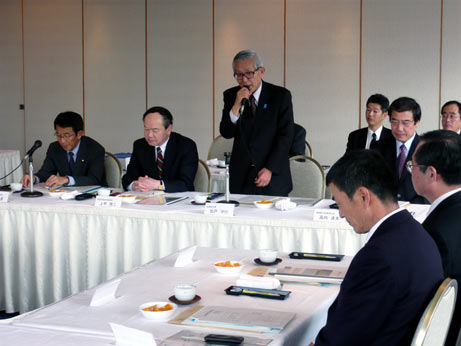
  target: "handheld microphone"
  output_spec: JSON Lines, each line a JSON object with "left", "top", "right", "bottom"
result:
{"left": 25, "top": 140, "right": 42, "bottom": 159}
{"left": 239, "top": 86, "right": 251, "bottom": 115}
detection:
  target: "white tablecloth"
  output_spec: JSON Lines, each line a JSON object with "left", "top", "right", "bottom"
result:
{"left": 0, "top": 188, "right": 367, "bottom": 313}
{"left": 5, "top": 247, "right": 351, "bottom": 346}
{"left": 0, "top": 150, "right": 24, "bottom": 185}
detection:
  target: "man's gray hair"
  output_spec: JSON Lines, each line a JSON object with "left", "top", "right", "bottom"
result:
{"left": 232, "top": 49, "right": 264, "bottom": 70}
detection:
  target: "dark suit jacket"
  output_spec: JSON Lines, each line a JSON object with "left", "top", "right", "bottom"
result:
{"left": 36, "top": 136, "right": 106, "bottom": 186}
{"left": 376, "top": 134, "right": 428, "bottom": 204}
{"left": 423, "top": 191, "right": 461, "bottom": 346}
{"left": 220, "top": 81, "right": 294, "bottom": 196}
{"left": 346, "top": 126, "right": 393, "bottom": 152}
{"left": 315, "top": 210, "right": 444, "bottom": 346}
{"left": 122, "top": 132, "right": 198, "bottom": 192}
{"left": 289, "top": 123, "right": 307, "bottom": 157}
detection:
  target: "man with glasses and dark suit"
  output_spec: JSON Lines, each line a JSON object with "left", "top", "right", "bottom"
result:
{"left": 441, "top": 100, "right": 461, "bottom": 135}
{"left": 21, "top": 111, "right": 106, "bottom": 188}
{"left": 376, "top": 97, "right": 427, "bottom": 203}
{"left": 220, "top": 49, "right": 294, "bottom": 196}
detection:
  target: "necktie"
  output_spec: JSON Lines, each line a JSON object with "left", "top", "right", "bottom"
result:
{"left": 156, "top": 147, "right": 164, "bottom": 179}
{"left": 68, "top": 152, "right": 75, "bottom": 175}
{"left": 397, "top": 144, "right": 407, "bottom": 177}
{"left": 370, "top": 133, "right": 377, "bottom": 148}
{"left": 249, "top": 95, "right": 257, "bottom": 118}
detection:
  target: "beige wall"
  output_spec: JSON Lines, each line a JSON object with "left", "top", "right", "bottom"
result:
{"left": 1, "top": 0, "right": 459, "bottom": 169}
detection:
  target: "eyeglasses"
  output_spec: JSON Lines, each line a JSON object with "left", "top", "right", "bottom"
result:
{"left": 390, "top": 119, "right": 415, "bottom": 128}
{"left": 406, "top": 161, "right": 426, "bottom": 174}
{"left": 441, "top": 112, "right": 460, "bottom": 120}
{"left": 55, "top": 132, "right": 76, "bottom": 139}
{"left": 233, "top": 68, "right": 259, "bottom": 80}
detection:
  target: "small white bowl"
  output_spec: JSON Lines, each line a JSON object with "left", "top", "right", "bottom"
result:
{"left": 10, "top": 183, "right": 23, "bottom": 192}
{"left": 118, "top": 194, "right": 137, "bottom": 203}
{"left": 139, "top": 301, "right": 177, "bottom": 320}
{"left": 194, "top": 194, "right": 208, "bottom": 204}
{"left": 214, "top": 261, "right": 243, "bottom": 274}
{"left": 48, "top": 189, "right": 65, "bottom": 198}
{"left": 254, "top": 200, "right": 274, "bottom": 209}
{"left": 218, "top": 160, "right": 226, "bottom": 168}
{"left": 98, "top": 188, "right": 111, "bottom": 197}
{"left": 174, "top": 284, "right": 196, "bottom": 301}
{"left": 259, "top": 249, "right": 278, "bottom": 263}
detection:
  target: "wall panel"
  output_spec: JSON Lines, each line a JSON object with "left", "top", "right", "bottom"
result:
{"left": 0, "top": 0, "right": 24, "bottom": 155}
{"left": 23, "top": 0, "right": 83, "bottom": 167}
{"left": 362, "top": 0, "right": 441, "bottom": 135}
{"left": 84, "top": 0, "right": 146, "bottom": 155}
{"left": 147, "top": 0, "right": 213, "bottom": 159}
{"left": 286, "top": 0, "right": 360, "bottom": 165}
{"left": 214, "top": 0, "right": 285, "bottom": 142}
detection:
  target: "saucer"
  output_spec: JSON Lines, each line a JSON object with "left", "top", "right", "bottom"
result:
{"left": 254, "top": 258, "right": 282, "bottom": 266}
{"left": 168, "top": 295, "right": 201, "bottom": 305}
{"left": 191, "top": 201, "right": 207, "bottom": 205}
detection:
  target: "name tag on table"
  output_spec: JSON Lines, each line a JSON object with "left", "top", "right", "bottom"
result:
{"left": 0, "top": 191, "right": 9, "bottom": 203}
{"left": 204, "top": 202, "right": 234, "bottom": 216}
{"left": 95, "top": 196, "right": 122, "bottom": 208}
{"left": 313, "top": 209, "right": 341, "bottom": 222}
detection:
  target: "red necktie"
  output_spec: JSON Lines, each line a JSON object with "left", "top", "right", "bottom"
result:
{"left": 156, "top": 147, "right": 163, "bottom": 179}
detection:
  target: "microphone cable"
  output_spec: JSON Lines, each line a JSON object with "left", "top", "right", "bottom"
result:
{"left": 0, "top": 158, "right": 25, "bottom": 182}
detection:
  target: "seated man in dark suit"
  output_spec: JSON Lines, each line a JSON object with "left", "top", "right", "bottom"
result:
{"left": 122, "top": 106, "right": 198, "bottom": 192}
{"left": 220, "top": 49, "right": 294, "bottom": 196}
{"left": 376, "top": 96, "right": 427, "bottom": 203}
{"left": 346, "top": 93, "right": 393, "bottom": 152}
{"left": 410, "top": 130, "right": 461, "bottom": 346}
{"left": 441, "top": 100, "right": 461, "bottom": 135}
{"left": 21, "top": 111, "right": 106, "bottom": 188}
{"left": 312, "top": 150, "right": 443, "bottom": 346}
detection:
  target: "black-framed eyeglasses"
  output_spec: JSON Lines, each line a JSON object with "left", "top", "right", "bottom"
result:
{"left": 406, "top": 161, "right": 426, "bottom": 174}
{"left": 233, "top": 68, "right": 259, "bottom": 80}
{"left": 54, "top": 132, "right": 76, "bottom": 139}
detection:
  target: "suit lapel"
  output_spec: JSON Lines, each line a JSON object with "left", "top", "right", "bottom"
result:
{"left": 399, "top": 134, "right": 419, "bottom": 182}
{"left": 162, "top": 133, "right": 176, "bottom": 178}
{"left": 74, "top": 137, "right": 87, "bottom": 175}
{"left": 252, "top": 81, "right": 269, "bottom": 134}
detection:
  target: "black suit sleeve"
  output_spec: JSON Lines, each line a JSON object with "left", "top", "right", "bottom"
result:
{"left": 163, "top": 139, "right": 198, "bottom": 192}
{"left": 35, "top": 143, "right": 60, "bottom": 183}
{"left": 72, "top": 139, "right": 106, "bottom": 186}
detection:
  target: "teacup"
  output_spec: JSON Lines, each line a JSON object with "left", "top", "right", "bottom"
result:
{"left": 10, "top": 183, "right": 22, "bottom": 192}
{"left": 174, "top": 284, "right": 196, "bottom": 301}
{"left": 259, "top": 249, "right": 278, "bottom": 263}
{"left": 97, "top": 188, "right": 111, "bottom": 197}
{"left": 194, "top": 194, "right": 208, "bottom": 204}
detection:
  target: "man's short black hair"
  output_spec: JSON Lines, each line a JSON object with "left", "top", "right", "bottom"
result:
{"left": 414, "top": 130, "right": 461, "bottom": 185}
{"left": 54, "top": 111, "right": 84, "bottom": 134}
{"left": 388, "top": 97, "right": 421, "bottom": 123}
{"left": 326, "top": 149, "right": 397, "bottom": 203}
{"left": 143, "top": 106, "right": 173, "bottom": 129}
{"left": 366, "top": 94, "right": 389, "bottom": 113}
{"left": 441, "top": 100, "right": 461, "bottom": 115}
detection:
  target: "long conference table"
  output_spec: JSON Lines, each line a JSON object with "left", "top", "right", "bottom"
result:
{"left": 1, "top": 247, "right": 352, "bottom": 346}
{"left": 0, "top": 186, "right": 370, "bottom": 314}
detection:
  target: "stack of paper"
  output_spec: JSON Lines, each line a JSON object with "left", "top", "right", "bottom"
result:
{"left": 270, "top": 266, "right": 345, "bottom": 284}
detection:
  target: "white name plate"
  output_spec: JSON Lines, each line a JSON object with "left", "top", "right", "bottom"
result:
{"left": 313, "top": 208, "right": 341, "bottom": 222}
{"left": 204, "top": 202, "right": 234, "bottom": 216}
{"left": 0, "top": 191, "right": 9, "bottom": 203}
{"left": 95, "top": 196, "right": 122, "bottom": 208}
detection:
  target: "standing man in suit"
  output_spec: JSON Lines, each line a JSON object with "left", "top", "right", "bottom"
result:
{"left": 312, "top": 150, "right": 443, "bottom": 346}
{"left": 21, "top": 111, "right": 106, "bottom": 188}
{"left": 346, "top": 93, "right": 393, "bottom": 152}
{"left": 122, "top": 106, "right": 198, "bottom": 192}
{"left": 441, "top": 100, "right": 461, "bottom": 135}
{"left": 220, "top": 49, "right": 294, "bottom": 196}
{"left": 377, "top": 97, "right": 427, "bottom": 203}
{"left": 410, "top": 130, "right": 461, "bottom": 346}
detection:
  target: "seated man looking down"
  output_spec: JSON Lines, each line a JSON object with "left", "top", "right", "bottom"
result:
{"left": 312, "top": 150, "right": 443, "bottom": 346}
{"left": 122, "top": 106, "right": 198, "bottom": 192}
{"left": 21, "top": 111, "right": 106, "bottom": 188}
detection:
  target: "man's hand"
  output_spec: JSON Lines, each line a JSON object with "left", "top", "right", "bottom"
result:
{"left": 231, "top": 87, "right": 251, "bottom": 116}
{"left": 132, "top": 175, "right": 161, "bottom": 192}
{"left": 21, "top": 174, "right": 35, "bottom": 187}
{"left": 254, "top": 168, "right": 272, "bottom": 187}
{"left": 44, "top": 175, "right": 69, "bottom": 188}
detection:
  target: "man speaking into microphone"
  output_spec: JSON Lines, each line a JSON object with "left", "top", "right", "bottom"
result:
{"left": 220, "top": 49, "right": 294, "bottom": 196}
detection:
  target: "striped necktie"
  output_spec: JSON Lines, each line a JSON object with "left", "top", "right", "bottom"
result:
{"left": 156, "top": 147, "right": 163, "bottom": 179}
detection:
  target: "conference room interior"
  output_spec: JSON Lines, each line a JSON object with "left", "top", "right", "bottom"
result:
{"left": 1, "top": 0, "right": 460, "bottom": 343}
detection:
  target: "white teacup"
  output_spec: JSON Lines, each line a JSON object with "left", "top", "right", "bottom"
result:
{"left": 259, "top": 249, "right": 278, "bottom": 263}
{"left": 97, "top": 188, "right": 111, "bottom": 197}
{"left": 194, "top": 194, "right": 208, "bottom": 204}
{"left": 10, "top": 183, "right": 22, "bottom": 192}
{"left": 174, "top": 284, "right": 196, "bottom": 301}
{"left": 218, "top": 160, "right": 226, "bottom": 168}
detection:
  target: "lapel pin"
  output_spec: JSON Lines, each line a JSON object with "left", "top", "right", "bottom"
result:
{"left": 264, "top": 104, "right": 267, "bottom": 109}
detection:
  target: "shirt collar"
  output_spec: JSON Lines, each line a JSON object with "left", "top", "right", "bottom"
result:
{"left": 68, "top": 139, "right": 81, "bottom": 158}
{"left": 396, "top": 133, "right": 416, "bottom": 156}
{"left": 368, "top": 125, "right": 383, "bottom": 139}
{"left": 156, "top": 137, "right": 170, "bottom": 156}
{"left": 252, "top": 82, "right": 263, "bottom": 104}
{"left": 427, "top": 187, "right": 461, "bottom": 216}
{"left": 365, "top": 207, "right": 403, "bottom": 244}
